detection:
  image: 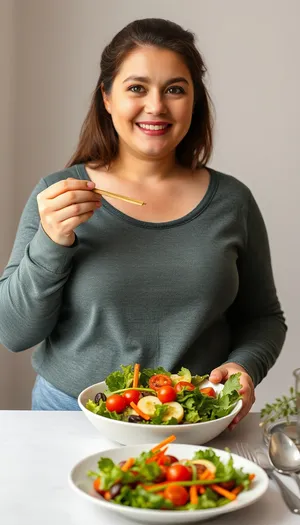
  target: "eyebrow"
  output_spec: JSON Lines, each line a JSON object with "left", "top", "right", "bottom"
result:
{"left": 122, "top": 75, "right": 190, "bottom": 86}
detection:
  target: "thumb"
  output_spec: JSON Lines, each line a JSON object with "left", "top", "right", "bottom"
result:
{"left": 209, "top": 366, "right": 228, "bottom": 384}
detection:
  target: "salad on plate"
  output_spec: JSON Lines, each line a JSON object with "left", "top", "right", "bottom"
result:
{"left": 86, "top": 364, "right": 242, "bottom": 425}
{"left": 88, "top": 435, "right": 255, "bottom": 510}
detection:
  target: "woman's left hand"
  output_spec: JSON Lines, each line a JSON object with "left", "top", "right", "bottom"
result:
{"left": 209, "top": 362, "right": 255, "bottom": 430}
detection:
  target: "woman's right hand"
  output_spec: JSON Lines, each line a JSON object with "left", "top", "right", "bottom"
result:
{"left": 37, "top": 178, "right": 102, "bottom": 246}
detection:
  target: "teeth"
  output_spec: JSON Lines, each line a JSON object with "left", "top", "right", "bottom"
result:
{"left": 138, "top": 124, "right": 169, "bottom": 130}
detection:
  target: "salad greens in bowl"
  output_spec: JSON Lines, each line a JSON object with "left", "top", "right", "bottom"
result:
{"left": 78, "top": 364, "right": 243, "bottom": 445}
{"left": 69, "top": 437, "right": 268, "bottom": 524}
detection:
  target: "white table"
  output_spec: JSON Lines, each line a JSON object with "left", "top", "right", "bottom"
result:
{"left": 0, "top": 411, "right": 299, "bottom": 525}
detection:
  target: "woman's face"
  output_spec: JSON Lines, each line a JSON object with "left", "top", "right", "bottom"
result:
{"left": 102, "top": 46, "right": 194, "bottom": 161}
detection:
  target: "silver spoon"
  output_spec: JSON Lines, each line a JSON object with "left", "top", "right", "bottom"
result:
{"left": 269, "top": 431, "right": 300, "bottom": 492}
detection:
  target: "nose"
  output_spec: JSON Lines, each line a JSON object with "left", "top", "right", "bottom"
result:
{"left": 144, "top": 90, "right": 167, "bottom": 115}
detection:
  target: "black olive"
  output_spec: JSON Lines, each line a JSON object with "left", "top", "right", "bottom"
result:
{"left": 128, "top": 415, "right": 143, "bottom": 423}
{"left": 118, "top": 460, "right": 126, "bottom": 467}
{"left": 109, "top": 482, "right": 122, "bottom": 499}
{"left": 94, "top": 392, "right": 106, "bottom": 404}
{"left": 140, "top": 391, "right": 152, "bottom": 397}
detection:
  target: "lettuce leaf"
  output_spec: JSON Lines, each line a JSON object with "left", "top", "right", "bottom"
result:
{"left": 105, "top": 364, "right": 134, "bottom": 392}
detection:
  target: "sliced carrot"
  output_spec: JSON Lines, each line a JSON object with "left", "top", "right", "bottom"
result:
{"left": 249, "top": 473, "right": 255, "bottom": 481}
{"left": 104, "top": 490, "right": 111, "bottom": 500}
{"left": 190, "top": 485, "right": 199, "bottom": 505}
{"left": 129, "top": 401, "right": 150, "bottom": 420}
{"left": 121, "top": 457, "right": 135, "bottom": 471}
{"left": 93, "top": 478, "right": 101, "bottom": 491}
{"left": 210, "top": 484, "right": 237, "bottom": 501}
{"left": 232, "top": 485, "right": 243, "bottom": 495}
{"left": 151, "top": 435, "right": 176, "bottom": 453}
{"left": 146, "top": 446, "right": 168, "bottom": 464}
{"left": 199, "top": 469, "right": 214, "bottom": 480}
{"left": 198, "top": 485, "right": 206, "bottom": 495}
{"left": 133, "top": 363, "right": 140, "bottom": 388}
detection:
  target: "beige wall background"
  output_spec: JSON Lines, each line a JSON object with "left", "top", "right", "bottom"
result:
{"left": 0, "top": 0, "right": 299, "bottom": 410}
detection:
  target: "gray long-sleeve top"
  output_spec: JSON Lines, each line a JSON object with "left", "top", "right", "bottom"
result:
{"left": 0, "top": 164, "right": 287, "bottom": 397}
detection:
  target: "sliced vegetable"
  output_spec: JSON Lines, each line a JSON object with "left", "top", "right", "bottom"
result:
{"left": 200, "top": 387, "right": 216, "bottom": 398}
{"left": 191, "top": 459, "right": 216, "bottom": 476}
{"left": 162, "top": 401, "right": 184, "bottom": 423}
{"left": 210, "top": 484, "right": 237, "bottom": 500}
{"left": 174, "top": 381, "right": 195, "bottom": 393}
{"left": 189, "top": 485, "right": 199, "bottom": 505}
{"left": 149, "top": 374, "right": 172, "bottom": 391}
{"left": 129, "top": 401, "right": 150, "bottom": 421}
{"left": 151, "top": 435, "right": 176, "bottom": 453}
{"left": 170, "top": 367, "right": 192, "bottom": 384}
{"left": 137, "top": 395, "right": 162, "bottom": 416}
{"left": 133, "top": 363, "right": 140, "bottom": 388}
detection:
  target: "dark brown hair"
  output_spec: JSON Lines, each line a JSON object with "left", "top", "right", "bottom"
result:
{"left": 66, "top": 18, "right": 213, "bottom": 170}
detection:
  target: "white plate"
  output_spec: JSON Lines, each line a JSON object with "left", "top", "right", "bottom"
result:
{"left": 69, "top": 443, "right": 269, "bottom": 524}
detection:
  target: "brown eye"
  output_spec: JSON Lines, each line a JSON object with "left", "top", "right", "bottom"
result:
{"left": 128, "top": 85, "right": 146, "bottom": 93}
{"left": 166, "top": 86, "right": 185, "bottom": 95}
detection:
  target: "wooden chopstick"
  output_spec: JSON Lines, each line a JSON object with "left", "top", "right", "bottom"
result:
{"left": 93, "top": 188, "right": 146, "bottom": 206}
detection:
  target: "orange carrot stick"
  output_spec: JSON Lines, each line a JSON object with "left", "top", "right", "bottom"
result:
{"left": 129, "top": 401, "right": 150, "bottom": 420}
{"left": 121, "top": 457, "right": 135, "bottom": 471}
{"left": 198, "top": 485, "right": 206, "bottom": 495}
{"left": 210, "top": 484, "right": 237, "bottom": 501}
{"left": 232, "top": 485, "right": 243, "bottom": 495}
{"left": 199, "top": 469, "right": 214, "bottom": 480}
{"left": 151, "top": 435, "right": 176, "bottom": 453}
{"left": 190, "top": 485, "right": 199, "bottom": 505}
{"left": 249, "top": 473, "right": 256, "bottom": 481}
{"left": 133, "top": 363, "right": 140, "bottom": 388}
{"left": 146, "top": 446, "right": 168, "bottom": 463}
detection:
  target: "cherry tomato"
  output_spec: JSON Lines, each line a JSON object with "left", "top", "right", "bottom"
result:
{"left": 156, "top": 465, "right": 168, "bottom": 482}
{"left": 166, "top": 463, "right": 192, "bottom": 482}
{"left": 200, "top": 387, "right": 216, "bottom": 398}
{"left": 174, "top": 381, "right": 195, "bottom": 393}
{"left": 149, "top": 374, "right": 172, "bottom": 391}
{"left": 122, "top": 389, "right": 141, "bottom": 406}
{"left": 163, "top": 484, "right": 189, "bottom": 506}
{"left": 106, "top": 394, "right": 126, "bottom": 413}
{"left": 157, "top": 385, "right": 177, "bottom": 403}
{"left": 159, "top": 455, "right": 179, "bottom": 466}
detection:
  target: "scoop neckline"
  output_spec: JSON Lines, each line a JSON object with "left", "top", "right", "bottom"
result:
{"left": 76, "top": 163, "right": 219, "bottom": 230}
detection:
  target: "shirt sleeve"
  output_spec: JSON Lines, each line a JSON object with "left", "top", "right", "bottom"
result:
{"left": 0, "top": 178, "right": 79, "bottom": 352}
{"left": 224, "top": 191, "right": 287, "bottom": 386}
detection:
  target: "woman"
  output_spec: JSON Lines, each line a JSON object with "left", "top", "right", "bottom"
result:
{"left": 0, "top": 18, "right": 286, "bottom": 425}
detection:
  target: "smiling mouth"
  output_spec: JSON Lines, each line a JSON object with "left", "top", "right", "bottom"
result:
{"left": 135, "top": 123, "right": 172, "bottom": 136}
{"left": 136, "top": 123, "right": 171, "bottom": 131}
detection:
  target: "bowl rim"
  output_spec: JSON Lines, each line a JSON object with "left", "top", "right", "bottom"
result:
{"left": 78, "top": 380, "right": 242, "bottom": 429}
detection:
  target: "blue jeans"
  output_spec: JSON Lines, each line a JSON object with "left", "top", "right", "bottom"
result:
{"left": 32, "top": 375, "right": 80, "bottom": 410}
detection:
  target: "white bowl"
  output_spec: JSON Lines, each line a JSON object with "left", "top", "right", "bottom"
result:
{"left": 69, "top": 443, "right": 269, "bottom": 524}
{"left": 78, "top": 380, "right": 242, "bottom": 445}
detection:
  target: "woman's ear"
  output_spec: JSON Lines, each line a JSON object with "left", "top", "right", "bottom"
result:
{"left": 101, "top": 83, "right": 111, "bottom": 114}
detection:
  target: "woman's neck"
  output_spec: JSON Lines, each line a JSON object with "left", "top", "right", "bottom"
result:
{"left": 109, "top": 150, "right": 179, "bottom": 184}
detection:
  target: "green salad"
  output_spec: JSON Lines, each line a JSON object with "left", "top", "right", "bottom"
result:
{"left": 86, "top": 364, "right": 242, "bottom": 425}
{"left": 88, "top": 436, "right": 254, "bottom": 510}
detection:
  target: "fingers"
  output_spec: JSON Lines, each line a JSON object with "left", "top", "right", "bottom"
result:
{"left": 228, "top": 380, "right": 256, "bottom": 430}
{"left": 36, "top": 177, "right": 102, "bottom": 246}
{"left": 50, "top": 200, "right": 101, "bottom": 223}
{"left": 209, "top": 367, "right": 228, "bottom": 384}
{"left": 39, "top": 178, "right": 95, "bottom": 199}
